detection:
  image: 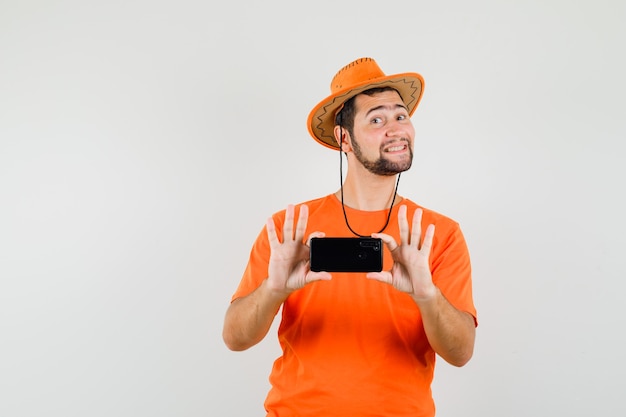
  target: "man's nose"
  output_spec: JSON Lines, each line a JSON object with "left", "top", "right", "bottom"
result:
{"left": 386, "top": 120, "right": 409, "bottom": 137}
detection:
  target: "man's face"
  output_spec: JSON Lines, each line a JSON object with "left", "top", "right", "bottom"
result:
{"left": 348, "top": 90, "right": 415, "bottom": 176}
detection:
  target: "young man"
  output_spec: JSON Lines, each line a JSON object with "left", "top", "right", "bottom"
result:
{"left": 223, "top": 57, "right": 477, "bottom": 417}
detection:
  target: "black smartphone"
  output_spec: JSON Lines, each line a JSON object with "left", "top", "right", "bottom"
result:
{"left": 309, "top": 237, "right": 383, "bottom": 272}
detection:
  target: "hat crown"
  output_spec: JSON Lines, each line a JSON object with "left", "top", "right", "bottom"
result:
{"left": 330, "top": 57, "right": 385, "bottom": 93}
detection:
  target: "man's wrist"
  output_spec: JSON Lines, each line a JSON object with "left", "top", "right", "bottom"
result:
{"left": 411, "top": 284, "right": 440, "bottom": 306}
{"left": 263, "top": 278, "right": 292, "bottom": 304}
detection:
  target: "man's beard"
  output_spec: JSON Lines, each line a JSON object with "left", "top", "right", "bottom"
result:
{"left": 351, "top": 135, "right": 413, "bottom": 176}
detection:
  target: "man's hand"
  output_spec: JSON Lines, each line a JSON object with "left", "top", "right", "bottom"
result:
{"left": 266, "top": 204, "right": 331, "bottom": 295}
{"left": 368, "top": 205, "right": 437, "bottom": 302}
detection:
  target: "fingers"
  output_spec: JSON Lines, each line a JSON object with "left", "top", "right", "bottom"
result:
{"left": 411, "top": 208, "right": 435, "bottom": 251}
{"left": 305, "top": 231, "right": 326, "bottom": 247}
{"left": 377, "top": 207, "right": 434, "bottom": 252}
{"left": 266, "top": 204, "right": 313, "bottom": 255}
{"left": 366, "top": 271, "right": 393, "bottom": 285}
{"left": 282, "top": 204, "right": 295, "bottom": 241}
{"left": 397, "top": 205, "right": 410, "bottom": 246}
{"left": 372, "top": 232, "right": 399, "bottom": 252}
{"left": 421, "top": 224, "right": 435, "bottom": 253}
{"left": 266, "top": 216, "right": 279, "bottom": 248}
{"left": 411, "top": 208, "right": 423, "bottom": 249}
{"left": 307, "top": 270, "right": 332, "bottom": 282}
{"left": 273, "top": 204, "right": 309, "bottom": 243}
{"left": 294, "top": 204, "right": 309, "bottom": 243}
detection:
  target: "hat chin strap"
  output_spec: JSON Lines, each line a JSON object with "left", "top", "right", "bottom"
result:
{"left": 337, "top": 114, "right": 400, "bottom": 238}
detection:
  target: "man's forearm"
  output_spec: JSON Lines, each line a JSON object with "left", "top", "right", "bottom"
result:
{"left": 414, "top": 287, "right": 476, "bottom": 367}
{"left": 222, "top": 279, "right": 288, "bottom": 351}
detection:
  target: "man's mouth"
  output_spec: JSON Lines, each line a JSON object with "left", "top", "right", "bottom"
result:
{"left": 384, "top": 141, "right": 409, "bottom": 153}
{"left": 386, "top": 145, "right": 406, "bottom": 152}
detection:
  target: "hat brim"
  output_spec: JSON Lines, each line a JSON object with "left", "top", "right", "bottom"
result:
{"left": 307, "top": 73, "right": 425, "bottom": 150}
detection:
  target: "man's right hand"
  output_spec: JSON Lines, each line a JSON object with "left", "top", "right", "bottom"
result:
{"left": 265, "top": 204, "right": 331, "bottom": 295}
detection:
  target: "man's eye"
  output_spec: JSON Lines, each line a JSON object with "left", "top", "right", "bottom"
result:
{"left": 371, "top": 117, "right": 382, "bottom": 124}
{"left": 397, "top": 114, "right": 406, "bottom": 121}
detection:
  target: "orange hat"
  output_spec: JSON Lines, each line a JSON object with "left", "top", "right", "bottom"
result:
{"left": 307, "top": 57, "right": 425, "bottom": 150}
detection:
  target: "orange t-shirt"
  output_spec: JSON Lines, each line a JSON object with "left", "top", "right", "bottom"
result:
{"left": 231, "top": 194, "right": 477, "bottom": 417}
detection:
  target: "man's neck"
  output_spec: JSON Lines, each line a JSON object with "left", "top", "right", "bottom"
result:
{"left": 335, "top": 169, "right": 402, "bottom": 211}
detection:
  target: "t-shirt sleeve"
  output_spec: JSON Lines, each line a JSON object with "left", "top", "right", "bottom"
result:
{"left": 431, "top": 222, "right": 478, "bottom": 326}
{"left": 230, "top": 225, "right": 272, "bottom": 303}
{"left": 230, "top": 208, "right": 294, "bottom": 303}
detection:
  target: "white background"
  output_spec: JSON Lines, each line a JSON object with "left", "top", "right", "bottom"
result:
{"left": 1, "top": 0, "right": 625, "bottom": 416}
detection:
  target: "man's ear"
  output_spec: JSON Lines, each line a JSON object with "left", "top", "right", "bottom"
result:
{"left": 333, "top": 125, "right": 352, "bottom": 152}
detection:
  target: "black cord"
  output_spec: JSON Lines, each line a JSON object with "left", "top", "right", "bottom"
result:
{"left": 337, "top": 112, "right": 400, "bottom": 237}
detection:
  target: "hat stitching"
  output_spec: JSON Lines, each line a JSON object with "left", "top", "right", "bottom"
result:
{"left": 331, "top": 57, "right": 377, "bottom": 89}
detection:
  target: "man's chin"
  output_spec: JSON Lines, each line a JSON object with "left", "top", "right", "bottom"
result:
{"left": 373, "top": 161, "right": 412, "bottom": 176}
{"left": 357, "top": 152, "right": 413, "bottom": 176}
{"left": 385, "top": 157, "right": 413, "bottom": 174}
